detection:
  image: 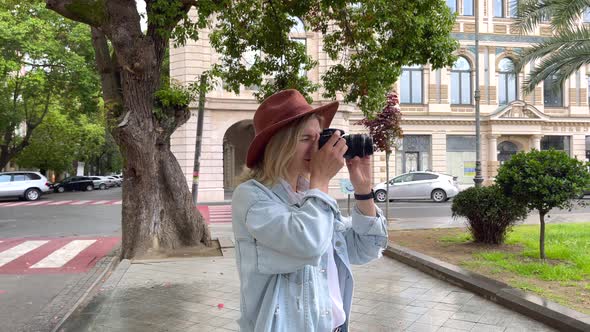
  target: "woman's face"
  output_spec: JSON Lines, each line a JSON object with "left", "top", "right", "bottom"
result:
{"left": 287, "top": 117, "right": 321, "bottom": 178}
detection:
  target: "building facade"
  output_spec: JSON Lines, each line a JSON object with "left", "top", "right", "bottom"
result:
{"left": 170, "top": 3, "right": 590, "bottom": 202}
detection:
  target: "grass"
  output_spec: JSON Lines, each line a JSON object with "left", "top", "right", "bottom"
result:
{"left": 445, "top": 223, "right": 590, "bottom": 282}
{"left": 440, "top": 233, "right": 472, "bottom": 243}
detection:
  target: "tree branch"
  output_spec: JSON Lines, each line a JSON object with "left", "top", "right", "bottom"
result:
{"left": 45, "top": 0, "right": 107, "bottom": 27}
{"left": 30, "top": 87, "right": 53, "bottom": 129}
{"left": 91, "top": 27, "right": 123, "bottom": 118}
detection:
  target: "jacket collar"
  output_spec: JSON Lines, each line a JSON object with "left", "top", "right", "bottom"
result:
{"left": 271, "top": 176, "right": 309, "bottom": 206}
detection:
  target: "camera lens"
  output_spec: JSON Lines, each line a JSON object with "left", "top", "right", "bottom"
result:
{"left": 318, "top": 128, "right": 373, "bottom": 160}
{"left": 344, "top": 134, "right": 374, "bottom": 160}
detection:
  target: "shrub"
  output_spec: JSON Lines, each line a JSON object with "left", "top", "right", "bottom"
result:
{"left": 451, "top": 185, "right": 528, "bottom": 244}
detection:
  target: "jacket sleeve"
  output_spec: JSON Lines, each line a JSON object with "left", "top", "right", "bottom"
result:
{"left": 344, "top": 204, "right": 388, "bottom": 265}
{"left": 243, "top": 188, "right": 339, "bottom": 274}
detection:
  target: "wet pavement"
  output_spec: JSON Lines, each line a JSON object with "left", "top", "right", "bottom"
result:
{"left": 58, "top": 224, "right": 557, "bottom": 332}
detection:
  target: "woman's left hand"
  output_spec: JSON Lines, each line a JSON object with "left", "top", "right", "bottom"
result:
{"left": 346, "top": 155, "right": 373, "bottom": 194}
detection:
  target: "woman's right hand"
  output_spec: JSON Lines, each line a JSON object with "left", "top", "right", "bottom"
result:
{"left": 309, "top": 131, "right": 348, "bottom": 193}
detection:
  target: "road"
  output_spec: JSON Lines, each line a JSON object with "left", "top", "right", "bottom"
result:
{"left": 0, "top": 188, "right": 122, "bottom": 332}
{"left": 1, "top": 187, "right": 589, "bottom": 331}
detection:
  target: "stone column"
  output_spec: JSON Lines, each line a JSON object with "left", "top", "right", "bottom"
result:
{"left": 531, "top": 135, "right": 543, "bottom": 151}
{"left": 488, "top": 134, "right": 499, "bottom": 162}
{"left": 487, "top": 134, "right": 500, "bottom": 182}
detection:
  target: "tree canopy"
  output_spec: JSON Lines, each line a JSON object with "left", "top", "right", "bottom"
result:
{"left": 495, "top": 149, "right": 590, "bottom": 258}
{"left": 211, "top": 0, "right": 459, "bottom": 113}
{"left": 44, "top": 0, "right": 459, "bottom": 259}
{"left": 0, "top": 0, "right": 100, "bottom": 170}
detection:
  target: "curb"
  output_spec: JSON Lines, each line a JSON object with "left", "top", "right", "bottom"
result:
{"left": 50, "top": 254, "right": 123, "bottom": 332}
{"left": 384, "top": 244, "right": 590, "bottom": 332}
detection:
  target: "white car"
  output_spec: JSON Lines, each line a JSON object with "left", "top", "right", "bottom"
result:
{"left": 373, "top": 171, "right": 460, "bottom": 203}
{"left": 0, "top": 171, "right": 51, "bottom": 201}
{"left": 102, "top": 176, "right": 121, "bottom": 187}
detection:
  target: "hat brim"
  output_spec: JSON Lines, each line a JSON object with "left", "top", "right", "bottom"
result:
{"left": 246, "top": 101, "right": 339, "bottom": 168}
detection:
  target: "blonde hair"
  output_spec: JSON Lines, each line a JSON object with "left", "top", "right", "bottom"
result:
{"left": 240, "top": 113, "right": 321, "bottom": 186}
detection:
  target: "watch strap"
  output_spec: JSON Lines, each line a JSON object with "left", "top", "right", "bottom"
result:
{"left": 354, "top": 189, "right": 375, "bottom": 200}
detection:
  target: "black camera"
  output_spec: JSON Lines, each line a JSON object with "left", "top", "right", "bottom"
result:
{"left": 318, "top": 128, "right": 374, "bottom": 160}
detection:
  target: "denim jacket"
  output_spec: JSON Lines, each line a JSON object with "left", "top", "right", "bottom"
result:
{"left": 231, "top": 178, "right": 388, "bottom": 332}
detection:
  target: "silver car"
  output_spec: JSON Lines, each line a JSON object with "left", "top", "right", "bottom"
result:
{"left": 89, "top": 176, "right": 110, "bottom": 190}
{"left": 0, "top": 171, "right": 51, "bottom": 201}
{"left": 373, "top": 171, "right": 460, "bottom": 203}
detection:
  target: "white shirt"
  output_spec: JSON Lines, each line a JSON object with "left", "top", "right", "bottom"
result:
{"left": 327, "top": 245, "right": 346, "bottom": 328}
{"left": 279, "top": 178, "right": 346, "bottom": 329}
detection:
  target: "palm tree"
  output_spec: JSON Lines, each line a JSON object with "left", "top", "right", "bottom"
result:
{"left": 513, "top": 0, "right": 590, "bottom": 93}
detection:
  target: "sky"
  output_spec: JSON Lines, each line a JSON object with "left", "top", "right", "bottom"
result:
{"left": 136, "top": 0, "right": 147, "bottom": 31}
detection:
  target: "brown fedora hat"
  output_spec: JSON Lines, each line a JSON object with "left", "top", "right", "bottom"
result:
{"left": 246, "top": 89, "right": 339, "bottom": 168}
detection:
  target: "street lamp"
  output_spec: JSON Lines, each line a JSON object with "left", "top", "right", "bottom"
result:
{"left": 474, "top": 0, "right": 484, "bottom": 187}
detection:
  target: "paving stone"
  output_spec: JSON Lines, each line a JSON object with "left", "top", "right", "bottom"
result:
{"left": 451, "top": 311, "right": 483, "bottom": 323}
{"left": 469, "top": 323, "right": 506, "bottom": 332}
{"left": 58, "top": 228, "right": 559, "bottom": 332}
{"left": 442, "top": 319, "right": 476, "bottom": 331}
{"left": 406, "top": 322, "right": 441, "bottom": 332}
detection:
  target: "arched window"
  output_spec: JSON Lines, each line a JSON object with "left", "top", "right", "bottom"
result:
{"left": 463, "top": 0, "right": 473, "bottom": 15}
{"left": 498, "top": 58, "right": 517, "bottom": 105}
{"left": 446, "top": 0, "right": 457, "bottom": 13}
{"left": 289, "top": 17, "right": 306, "bottom": 77}
{"left": 451, "top": 56, "right": 471, "bottom": 105}
{"left": 498, "top": 141, "right": 518, "bottom": 164}
{"left": 290, "top": 16, "right": 305, "bottom": 34}
{"left": 493, "top": 0, "right": 504, "bottom": 17}
{"left": 446, "top": 0, "right": 473, "bottom": 15}
{"left": 494, "top": 0, "right": 519, "bottom": 18}
{"left": 400, "top": 65, "right": 423, "bottom": 104}
{"left": 544, "top": 73, "right": 563, "bottom": 107}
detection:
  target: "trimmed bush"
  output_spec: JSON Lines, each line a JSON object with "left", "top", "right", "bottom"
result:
{"left": 451, "top": 185, "right": 528, "bottom": 244}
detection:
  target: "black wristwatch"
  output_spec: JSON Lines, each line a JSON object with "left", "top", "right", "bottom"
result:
{"left": 354, "top": 189, "right": 375, "bottom": 201}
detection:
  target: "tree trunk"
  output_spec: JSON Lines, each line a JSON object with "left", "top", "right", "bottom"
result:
{"left": 0, "top": 153, "right": 10, "bottom": 171}
{"left": 115, "top": 73, "right": 211, "bottom": 259}
{"left": 539, "top": 212, "right": 546, "bottom": 260}
{"left": 46, "top": 0, "right": 212, "bottom": 259}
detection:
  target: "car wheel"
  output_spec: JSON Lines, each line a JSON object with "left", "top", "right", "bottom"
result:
{"left": 375, "top": 190, "right": 387, "bottom": 203}
{"left": 431, "top": 189, "right": 447, "bottom": 203}
{"left": 25, "top": 188, "right": 41, "bottom": 201}
{"left": 99, "top": 183, "right": 107, "bottom": 190}
{"left": 85, "top": 184, "right": 94, "bottom": 191}
{"left": 57, "top": 186, "right": 65, "bottom": 193}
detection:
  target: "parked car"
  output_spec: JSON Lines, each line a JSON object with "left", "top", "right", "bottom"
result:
{"left": 53, "top": 176, "right": 95, "bottom": 193}
{"left": 0, "top": 171, "right": 51, "bottom": 201}
{"left": 89, "top": 176, "right": 110, "bottom": 190}
{"left": 107, "top": 176, "right": 122, "bottom": 187}
{"left": 373, "top": 171, "right": 460, "bottom": 203}
{"left": 100, "top": 176, "right": 119, "bottom": 187}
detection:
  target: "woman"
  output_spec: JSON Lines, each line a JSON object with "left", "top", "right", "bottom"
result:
{"left": 232, "top": 89, "right": 388, "bottom": 332}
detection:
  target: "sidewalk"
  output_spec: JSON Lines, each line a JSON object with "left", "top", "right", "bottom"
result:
{"left": 59, "top": 224, "right": 557, "bottom": 332}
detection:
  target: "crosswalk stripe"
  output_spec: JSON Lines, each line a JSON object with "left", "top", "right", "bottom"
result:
{"left": 91, "top": 200, "right": 110, "bottom": 205}
{"left": 0, "top": 241, "right": 48, "bottom": 267}
{"left": 47, "top": 200, "right": 73, "bottom": 206}
{"left": 3, "top": 202, "right": 29, "bottom": 207}
{"left": 31, "top": 240, "right": 96, "bottom": 268}
{"left": 26, "top": 201, "right": 51, "bottom": 206}
{"left": 70, "top": 200, "right": 92, "bottom": 205}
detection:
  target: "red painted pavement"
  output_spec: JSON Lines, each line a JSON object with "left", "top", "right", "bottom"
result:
{"left": 0, "top": 237, "right": 120, "bottom": 274}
